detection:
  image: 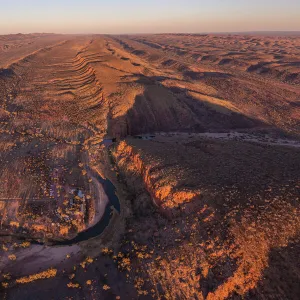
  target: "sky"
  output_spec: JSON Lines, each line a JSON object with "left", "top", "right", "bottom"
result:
{"left": 0, "top": 0, "right": 299, "bottom": 34}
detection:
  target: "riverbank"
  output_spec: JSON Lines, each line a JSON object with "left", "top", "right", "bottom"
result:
{"left": 0, "top": 149, "right": 123, "bottom": 280}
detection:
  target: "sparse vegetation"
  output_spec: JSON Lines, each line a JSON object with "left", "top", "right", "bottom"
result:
{"left": 16, "top": 268, "right": 57, "bottom": 284}
{"left": 0, "top": 32, "right": 299, "bottom": 300}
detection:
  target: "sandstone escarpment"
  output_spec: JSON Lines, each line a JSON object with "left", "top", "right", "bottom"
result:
{"left": 112, "top": 140, "right": 199, "bottom": 212}
{"left": 111, "top": 136, "right": 300, "bottom": 299}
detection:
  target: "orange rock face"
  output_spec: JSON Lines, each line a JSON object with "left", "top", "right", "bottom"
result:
{"left": 112, "top": 136, "right": 300, "bottom": 299}
{"left": 0, "top": 33, "right": 300, "bottom": 299}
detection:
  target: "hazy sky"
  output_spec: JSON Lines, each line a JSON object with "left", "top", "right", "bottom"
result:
{"left": 0, "top": 0, "right": 299, "bottom": 34}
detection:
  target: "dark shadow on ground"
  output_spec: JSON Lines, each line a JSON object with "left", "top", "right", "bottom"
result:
{"left": 246, "top": 241, "right": 300, "bottom": 300}
{"left": 110, "top": 73, "right": 271, "bottom": 138}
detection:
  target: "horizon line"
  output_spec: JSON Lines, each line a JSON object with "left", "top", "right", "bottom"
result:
{"left": 2, "top": 30, "right": 300, "bottom": 36}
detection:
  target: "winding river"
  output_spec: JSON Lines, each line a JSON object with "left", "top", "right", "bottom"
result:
{"left": 0, "top": 167, "right": 121, "bottom": 247}
{"left": 56, "top": 173, "right": 121, "bottom": 246}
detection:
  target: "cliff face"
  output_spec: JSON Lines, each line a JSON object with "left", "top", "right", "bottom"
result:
{"left": 111, "top": 137, "right": 300, "bottom": 300}
{"left": 112, "top": 140, "right": 199, "bottom": 211}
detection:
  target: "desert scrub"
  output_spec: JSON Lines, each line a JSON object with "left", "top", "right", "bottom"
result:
{"left": 8, "top": 254, "right": 17, "bottom": 261}
{"left": 67, "top": 282, "right": 81, "bottom": 288}
{"left": 20, "top": 241, "right": 31, "bottom": 248}
{"left": 9, "top": 221, "right": 20, "bottom": 227}
{"left": 118, "top": 257, "right": 132, "bottom": 271}
{"left": 103, "top": 284, "right": 110, "bottom": 290}
{"left": 102, "top": 247, "right": 113, "bottom": 255}
{"left": 80, "top": 256, "right": 94, "bottom": 268}
{"left": 3, "top": 273, "right": 11, "bottom": 280}
{"left": 16, "top": 268, "right": 57, "bottom": 284}
{"left": 13, "top": 241, "right": 31, "bottom": 249}
{"left": 1, "top": 282, "right": 9, "bottom": 288}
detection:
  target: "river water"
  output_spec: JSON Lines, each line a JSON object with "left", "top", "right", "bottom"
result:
{"left": 0, "top": 170, "right": 120, "bottom": 246}
{"left": 55, "top": 173, "right": 120, "bottom": 246}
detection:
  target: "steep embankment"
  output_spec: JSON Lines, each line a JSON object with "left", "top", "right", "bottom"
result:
{"left": 112, "top": 140, "right": 198, "bottom": 211}
{"left": 111, "top": 137, "right": 300, "bottom": 300}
